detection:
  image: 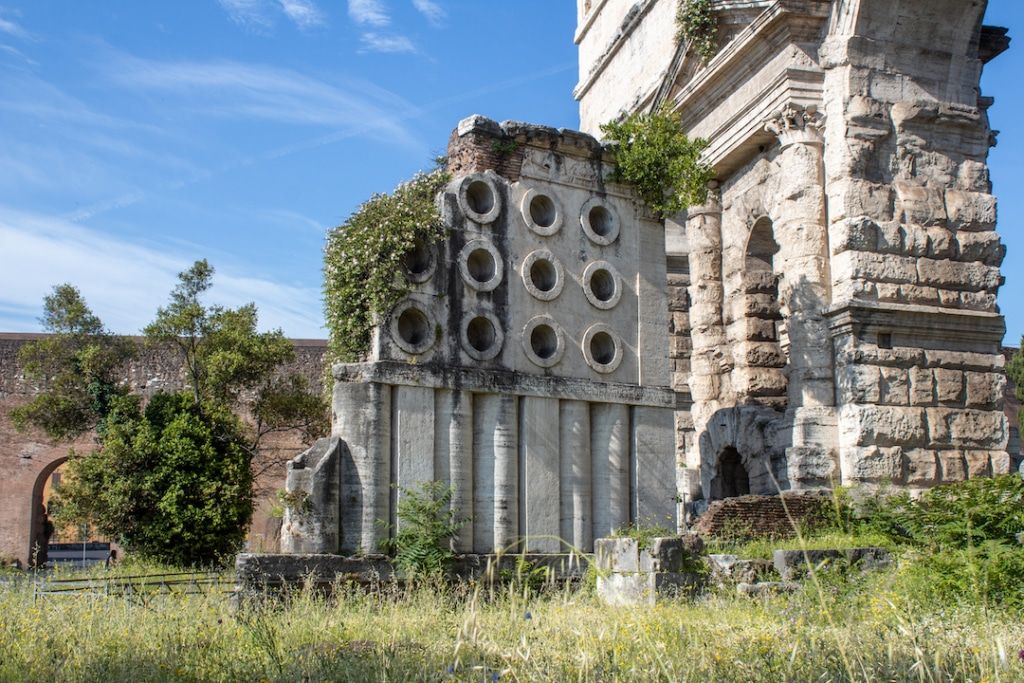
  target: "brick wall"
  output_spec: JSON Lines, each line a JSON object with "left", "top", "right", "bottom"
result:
{"left": 691, "top": 493, "right": 831, "bottom": 539}
{"left": 0, "top": 333, "right": 327, "bottom": 567}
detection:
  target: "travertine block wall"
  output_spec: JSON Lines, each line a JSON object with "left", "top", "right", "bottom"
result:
{"left": 304, "top": 118, "right": 678, "bottom": 555}
{"left": 575, "top": 0, "right": 1013, "bottom": 508}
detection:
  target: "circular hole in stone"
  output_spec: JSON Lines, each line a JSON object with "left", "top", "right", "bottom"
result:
{"left": 466, "top": 180, "right": 495, "bottom": 216}
{"left": 466, "top": 248, "right": 496, "bottom": 284}
{"left": 404, "top": 240, "right": 432, "bottom": 277}
{"left": 589, "top": 205, "right": 614, "bottom": 237}
{"left": 530, "top": 324, "right": 558, "bottom": 360}
{"left": 466, "top": 316, "right": 496, "bottom": 353}
{"left": 397, "top": 307, "right": 430, "bottom": 347}
{"left": 590, "top": 331, "right": 616, "bottom": 366}
{"left": 529, "top": 194, "right": 556, "bottom": 228}
{"left": 529, "top": 258, "right": 557, "bottom": 293}
{"left": 590, "top": 268, "right": 616, "bottom": 302}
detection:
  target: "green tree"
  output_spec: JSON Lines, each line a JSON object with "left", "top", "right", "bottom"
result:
{"left": 11, "top": 285, "right": 133, "bottom": 441}
{"left": 16, "top": 261, "right": 328, "bottom": 565}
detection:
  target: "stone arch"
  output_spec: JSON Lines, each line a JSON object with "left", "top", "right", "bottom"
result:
{"left": 28, "top": 455, "right": 67, "bottom": 567}
{"left": 734, "top": 216, "right": 787, "bottom": 407}
{"left": 697, "top": 405, "right": 785, "bottom": 501}
{"left": 711, "top": 447, "right": 750, "bottom": 499}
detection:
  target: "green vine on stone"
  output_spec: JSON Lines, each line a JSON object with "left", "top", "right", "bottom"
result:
{"left": 676, "top": 0, "right": 718, "bottom": 64}
{"left": 600, "top": 106, "right": 714, "bottom": 217}
{"left": 323, "top": 165, "right": 450, "bottom": 363}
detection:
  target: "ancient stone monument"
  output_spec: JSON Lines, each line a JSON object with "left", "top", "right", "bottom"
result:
{"left": 576, "top": 0, "right": 1013, "bottom": 514}
{"left": 273, "top": 0, "right": 1017, "bottom": 564}
{"left": 282, "top": 119, "right": 678, "bottom": 555}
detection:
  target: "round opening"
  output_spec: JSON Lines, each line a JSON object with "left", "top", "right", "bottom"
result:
{"left": 590, "top": 331, "right": 616, "bottom": 366}
{"left": 397, "top": 308, "right": 430, "bottom": 346}
{"left": 589, "top": 205, "right": 614, "bottom": 237}
{"left": 530, "top": 324, "right": 558, "bottom": 360}
{"left": 466, "top": 316, "right": 496, "bottom": 353}
{"left": 529, "top": 194, "right": 556, "bottom": 228}
{"left": 529, "top": 259, "right": 557, "bottom": 293}
{"left": 404, "top": 240, "right": 432, "bottom": 278}
{"left": 590, "top": 268, "right": 615, "bottom": 302}
{"left": 466, "top": 180, "right": 495, "bottom": 216}
{"left": 466, "top": 248, "right": 496, "bottom": 284}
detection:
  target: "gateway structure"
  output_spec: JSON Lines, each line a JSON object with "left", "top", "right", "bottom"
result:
{"left": 575, "top": 0, "right": 1013, "bottom": 511}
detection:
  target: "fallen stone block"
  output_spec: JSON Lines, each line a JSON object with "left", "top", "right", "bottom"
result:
{"left": 736, "top": 581, "right": 800, "bottom": 597}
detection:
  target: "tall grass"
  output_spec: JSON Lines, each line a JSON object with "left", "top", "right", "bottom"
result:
{"left": 1, "top": 561, "right": 1023, "bottom": 681}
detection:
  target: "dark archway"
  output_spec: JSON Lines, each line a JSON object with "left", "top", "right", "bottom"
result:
{"left": 28, "top": 456, "right": 67, "bottom": 567}
{"left": 712, "top": 447, "right": 750, "bottom": 499}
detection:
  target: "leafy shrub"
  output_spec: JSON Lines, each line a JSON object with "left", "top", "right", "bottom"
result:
{"left": 382, "top": 481, "right": 466, "bottom": 579}
{"left": 323, "top": 167, "right": 449, "bottom": 363}
{"left": 600, "top": 106, "right": 713, "bottom": 217}
{"left": 857, "top": 474, "right": 1024, "bottom": 550}
{"left": 52, "top": 393, "right": 254, "bottom": 566}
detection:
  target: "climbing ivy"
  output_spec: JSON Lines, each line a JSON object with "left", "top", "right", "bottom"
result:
{"left": 676, "top": 0, "right": 718, "bottom": 64}
{"left": 600, "top": 106, "right": 714, "bottom": 217}
{"left": 323, "top": 167, "right": 449, "bottom": 363}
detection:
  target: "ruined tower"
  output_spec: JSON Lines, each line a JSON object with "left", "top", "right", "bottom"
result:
{"left": 576, "top": 0, "right": 1012, "bottom": 510}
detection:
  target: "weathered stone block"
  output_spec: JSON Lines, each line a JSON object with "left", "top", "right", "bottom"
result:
{"left": 737, "top": 581, "right": 799, "bottom": 597}
{"left": 841, "top": 405, "right": 926, "bottom": 447}
{"left": 965, "top": 450, "right": 993, "bottom": 478}
{"left": 947, "top": 410, "right": 1007, "bottom": 449}
{"left": 903, "top": 449, "right": 938, "bottom": 485}
{"left": 741, "top": 342, "right": 786, "bottom": 368}
{"left": 836, "top": 364, "right": 880, "bottom": 403}
{"left": 916, "top": 258, "right": 1002, "bottom": 292}
{"left": 773, "top": 549, "right": 844, "bottom": 581}
{"left": 938, "top": 451, "right": 967, "bottom": 481}
{"left": 945, "top": 189, "right": 997, "bottom": 230}
{"left": 956, "top": 231, "right": 1004, "bottom": 266}
{"left": 925, "top": 226, "right": 956, "bottom": 259}
{"left": 833, "top": 251, "right": 918, "bottom": 285}
{"left": 909, "top": 366, "right": 935, "bottom": 405}
{"left": 594, "top": 537, "right": 638, "bottom": 573}
{"left": 933, "top": 368, "right": 964, "bottom": 404}
{"left": 845, "top": 445, "right": 903, "bottom": 482}
{"left": 965, "top": 371, "right": 1005, "bottom": 409}
{"left": 638, "top": 535, "right": 704, "bottom": 573}
{"left": 926, "top": 407, "right": 951, "bottom": 446}
{"left": 894, "top": 180, "right": 946, "bottom": 226}
{"left": 879, "top": 367, "right": 909, "bottom": 405}
{"left": 786, "top": 446, "right": 837, "bottom": 482}
{"left": 832, "top": 217, "right": 879, "bottom": 254}
{"left": 990, "top": 451, "right": 1012, "bottom": 475}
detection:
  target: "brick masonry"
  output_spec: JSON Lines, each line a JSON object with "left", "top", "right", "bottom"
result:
{"left": 691, "top": 493, "right": 832, "bottom": 539}
{"left": 0, "top": 333, "right": 326, "bottom": 567}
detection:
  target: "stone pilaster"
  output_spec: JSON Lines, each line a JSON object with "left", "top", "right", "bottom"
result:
{"left": 764, "top": 105, "right": 838, "bottom": 488}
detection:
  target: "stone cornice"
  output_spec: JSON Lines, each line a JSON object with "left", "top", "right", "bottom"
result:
{"left": 332, "top": 360, "right": 676, "bottom": 408}
{"left": 826, "top": 302, "right": 1006, "bottom": 347}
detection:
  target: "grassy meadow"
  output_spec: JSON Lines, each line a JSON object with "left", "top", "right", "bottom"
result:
{"left": 1, "top": 555, "right": 1024, "bottom": 682}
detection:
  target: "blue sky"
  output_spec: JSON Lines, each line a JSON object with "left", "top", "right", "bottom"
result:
{"left": 0, "top": 1, "right": 1021, "bottom": 346}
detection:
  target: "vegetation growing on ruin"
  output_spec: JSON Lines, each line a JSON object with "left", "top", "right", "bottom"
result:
{"left": 14, "top": 261, "right": 328, "bottom": 566}
{"left": 1009, "top": 343, "right": 1024, "bottom": 434}
{"left": 323, "top": 167, "right": 450, "bottom": 363}
{"left": 600, "top": 106, "right": 713, "bottom": 217}
{"left": 676, "top": 0, "right": 719, "bottom": 64}
{"left": 381, "top": 481, "right": 467, "bottom": 579}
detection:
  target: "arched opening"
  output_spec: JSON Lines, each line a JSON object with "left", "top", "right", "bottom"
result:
{"left": 745, "top": 217, "right": 779, "bottom": 273}
{"left": 711, "top": 447, "right": 750, "bottom": 500}
{"left": 28, "top": 457, "right": 67, "bottom": 567}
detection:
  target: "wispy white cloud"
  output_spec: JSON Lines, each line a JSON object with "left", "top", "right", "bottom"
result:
{"left": 0, "top": 207, "right": 323, "bottom": 337}
{"left": 359, "top": 32, "right": 415, "bottom": 54}
{"left": 0, "top": 14, "right": 29, "bottom": 40}
{"left": 278, "top": 0, "right": 326, "bottom": 28}
{"left": 411, "top": 0, "right": 444, "bottom": 26}
{"left": 216, "top": 0, "right": 273, "bottom": 30}
{"left": 348, "top": 0, "right": 389, "bottom": 27}
{"left": 107, "top": 54, "right": 419, "bottom": 142}
{"left": 0, "top": 43, "right": 36, "bottom": 65}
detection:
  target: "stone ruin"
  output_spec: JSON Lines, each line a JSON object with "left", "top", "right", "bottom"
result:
{"left": 270, "top": 0, "right": 1017, "bottom": 565}
{"left": 282, "top": 119, "right": 678, "bottom": 556}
